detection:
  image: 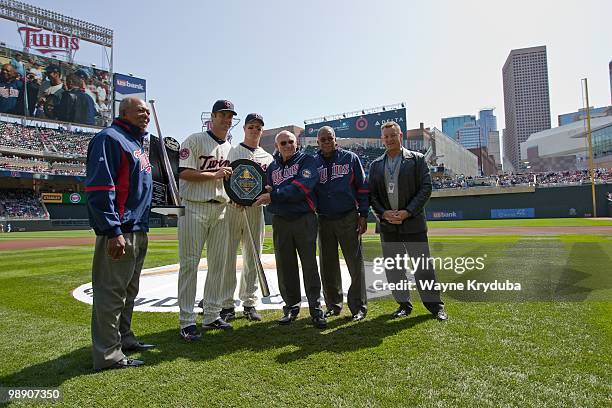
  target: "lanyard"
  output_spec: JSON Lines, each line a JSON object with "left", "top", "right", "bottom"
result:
{"left": 385, "top": 154, "right": 401, "bottom": 177}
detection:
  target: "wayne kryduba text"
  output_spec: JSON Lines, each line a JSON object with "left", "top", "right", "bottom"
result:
{"left": 371, "top": 279, "right": 522, "bottom": 292}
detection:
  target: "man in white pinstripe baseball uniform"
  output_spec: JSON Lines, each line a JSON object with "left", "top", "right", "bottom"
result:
{"left": 220, "top": 113, "right": 273, "bottom": 322}
{"left": 177, "top": 99, "right": 235, "bottom": 341}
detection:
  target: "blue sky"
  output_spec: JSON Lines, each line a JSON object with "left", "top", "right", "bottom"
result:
{"left": 2, "top": 0, "right": 611, "bottom": 143}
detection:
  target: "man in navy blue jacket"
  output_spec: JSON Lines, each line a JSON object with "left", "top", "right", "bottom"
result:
{"left": 86, "top": 96, "right": 154, "bottom": 370}
{"left": 314, "top": 126, "right": 369, "bottom": 321}
{"left": 254, "top": 131, "right": 326, "bottom": 328}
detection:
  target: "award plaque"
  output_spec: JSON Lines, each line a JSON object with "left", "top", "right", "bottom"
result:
{"left": 148, "top": 100, "right": 184, "bottom": 216}
{"left": 224, "top": 159, "right": 267, "bottom": 206}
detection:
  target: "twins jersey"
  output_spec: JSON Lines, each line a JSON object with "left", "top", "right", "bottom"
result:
{"left": 228, "top": 142, "right": 273, "bottom": 172}
{"left": 178, "top": 131, "right": 231, "bottom": 203}
{"left": 220, "top": 143, "right": 273, "bottom": 308}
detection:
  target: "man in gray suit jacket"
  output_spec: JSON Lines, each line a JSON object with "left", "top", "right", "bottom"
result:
{"left": 368, "top": 121, "right": 448, "bottom": 321}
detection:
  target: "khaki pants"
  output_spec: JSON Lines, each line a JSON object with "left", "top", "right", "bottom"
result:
{"left": 91, "top": 232, "right": 148, "bottom": 370}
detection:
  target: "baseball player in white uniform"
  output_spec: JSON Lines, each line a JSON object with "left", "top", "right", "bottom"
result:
{"left": 220, "top": 113, "right": 273, "bottom": 322}
{"left": 177, "top": 99, "right": 236, "bottom": 341}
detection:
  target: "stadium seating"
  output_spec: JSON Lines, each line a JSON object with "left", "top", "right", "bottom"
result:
{"left": 431, "top": 169, "right": 612, "bottom": 190}
{"left": 0, "top": 121, "right": 95, "bottom": 156}
{"left": 0, "top": 189, "right": 49, "bottom": 219}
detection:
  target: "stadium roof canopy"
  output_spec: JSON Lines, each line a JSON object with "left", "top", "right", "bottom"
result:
{"left": 520, "top": 116, "right": 612, "bottom": 158}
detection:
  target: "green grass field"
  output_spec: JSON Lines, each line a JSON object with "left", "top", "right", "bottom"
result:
{"left": 0, "top": 219, "right": 610, "bottom": 407}
{"left": 2, "top": 217, "right": 610, "bottom": 242}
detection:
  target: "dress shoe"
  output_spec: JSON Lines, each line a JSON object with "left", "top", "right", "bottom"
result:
{"left": 391, "top": 306, "right": 412, "bottom": 318}
{"left": 352, "top": 311, "right": 366, "bottom": 322}
{"left": 103, "top": 357, "right": 144, "bottom": 370}
{"left": 203, "top": 318, "right": 233, "bottom": 331}
{"left": 220, "top": 307, "right": 236, "bottom": 322}
{"left": 243, "top": 306, "right": 262, "bottom": 321}
{"left": 323, "top": 308, "right": 341, "bottom": 318}
{"left": 278, "top": 309, "right": 299, "bottom": 325}
{"left": 436, "top": 309, "right": 449, "bottom": 321}
{"left": 123, "top": 342, "right": 156, "bottom": 352}
{"left": 312, "top": 316, "right": 328, "bottom": 329}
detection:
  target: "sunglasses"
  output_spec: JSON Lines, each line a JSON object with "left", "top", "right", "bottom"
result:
{"left": 279, "top": 140, "right": 295, "bottom": 146}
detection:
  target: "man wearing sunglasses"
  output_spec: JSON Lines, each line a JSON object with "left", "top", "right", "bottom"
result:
{"left": 254, "top": 131, "right": 326, "bottom": 329}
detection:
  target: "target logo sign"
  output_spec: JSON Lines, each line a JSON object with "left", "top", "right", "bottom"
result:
{"left": 355, "top": 117, "right": 368, "bottom": 131}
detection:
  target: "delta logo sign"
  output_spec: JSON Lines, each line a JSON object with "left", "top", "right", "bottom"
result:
{"left": 18, "top": 26, "right": 79, "bottom": 54}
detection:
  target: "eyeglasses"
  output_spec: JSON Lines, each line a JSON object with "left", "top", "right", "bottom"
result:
{"left": 279, "top": 140, "right": 295, "bottom": 146}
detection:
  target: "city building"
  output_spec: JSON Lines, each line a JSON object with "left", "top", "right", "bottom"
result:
{"left": 488, "top": 130, "right": 502, "bottom": 172}
{"left": 457, "top": 122, "right": 483, "bottom": 149}
{"left": 441, "top": 115, "right": 475, "bottom": 141}
{"left": 477, "top": 108, "right": 497, "bottom": 147}
{"left": 502, "top": 45, "right": 551, "bottom": 171}
{"left": 406, "top": 123, "right": 433, "bottom": 153}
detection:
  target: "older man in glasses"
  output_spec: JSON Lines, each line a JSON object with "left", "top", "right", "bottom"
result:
{"left": 254, "top": 131, "right": 326, "bottom": 329}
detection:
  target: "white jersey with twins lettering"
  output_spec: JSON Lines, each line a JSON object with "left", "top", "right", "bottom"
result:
{"left": 220, "top": 143, "right": 274, "bottom": 309}
{"left": 178, "top": 131, "right": 232, "bottom": 203}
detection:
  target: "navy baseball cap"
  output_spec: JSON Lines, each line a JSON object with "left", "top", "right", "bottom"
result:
{"left": 212, "top": 99, "right": 237, "bottom": 115}
{"left": 45, "top": 65, "right": 61, "bottom": 75}
{"left": 245, "top": 113, "right": 264, "bottom": 126}
{"left": 75, "top": 68, "right": 89, "bottom": 79}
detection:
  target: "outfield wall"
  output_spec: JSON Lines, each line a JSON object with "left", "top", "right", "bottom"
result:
{"left": 425, "top": 184, "right": 612, "bottom": 220}
{"left": 3, "top": 184, "right": 611, "bottom": 231}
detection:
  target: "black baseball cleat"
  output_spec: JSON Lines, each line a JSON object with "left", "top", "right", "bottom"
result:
{"left": 323, "top": 308, "right": 341, "bottom": 318}
{"left": 220, "top": 307, "right": 236, "bottom": 322}
{"left": 278, "top": 309, "right": 299, "bottom": 325}
{"left": 99, "top": 357, "right": 144, "bottom": 371}
{"left": 203, "top": 318, "right": 233, "bottom": 331}
{"left": 243, "top": 306, "right": 262, "bottom": 321}
{"left": 123, "top": 342, "right": 156, "bottom": 352}
{"left": 352, "top": 311, "right": 366, "bottom": 322}
{"left": 436, "top": 309, "right": 449, "bottom": 321}
{"left": 180, "top": 325, "right": 202, "bottom": 342}
{"left": 391, "top": 306, "right": 412, "bottom": 318}
{"left": 312, "top": 316, "right": 328, "bottom": 329}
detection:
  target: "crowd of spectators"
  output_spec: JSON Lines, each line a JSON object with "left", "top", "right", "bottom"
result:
{"left": 0, "top": 121, "right": 95, "bottom": 156}
{"left": 0, "top": 189, "right": 48, "bottom": 219}
{"left": 0, "top": 122, "right": 44, "bottom": 150}
{"left": 0, "top": 154, "right": 85, "bottom": 175}
{"left": 432, "top": 169, "right": 612, "bottom": 190}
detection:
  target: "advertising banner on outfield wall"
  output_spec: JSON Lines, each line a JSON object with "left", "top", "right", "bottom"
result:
{"left": 304, "top": 108, "right": 407, "bottom": 140}
{"left": 491, "top": 208, "right": 535, "bottom": 219}
{"left": 63, "top": 192, "right": 85, "bottom": 204}
{"left": 113, "top": 73, "right": 146, "bottom": 118}
{"left": 427, "top": 210, "right": 464, "bottom": 220}
{"left": 41, "top": 192, "right": 62, "bottom": 203}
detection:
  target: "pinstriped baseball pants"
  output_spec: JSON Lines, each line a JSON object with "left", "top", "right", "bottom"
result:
{"left": 178, "top": 200, "right": 228, "bottom": 327}
{"left": 221, "top": 204, "right": 266, "bottom": 309}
